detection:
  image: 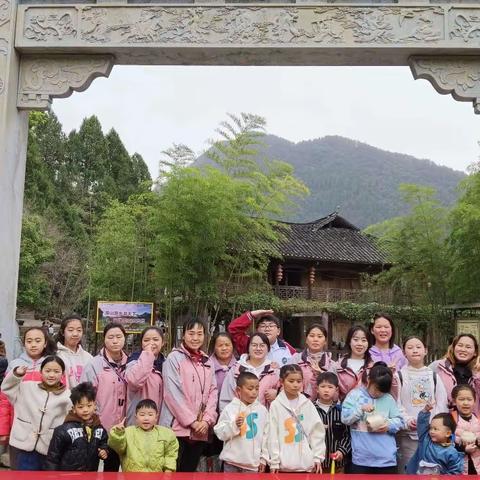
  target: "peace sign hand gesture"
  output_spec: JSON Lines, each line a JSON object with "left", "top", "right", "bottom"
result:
{"left": 112, "top": 417, "right": 126, "bottom": 433}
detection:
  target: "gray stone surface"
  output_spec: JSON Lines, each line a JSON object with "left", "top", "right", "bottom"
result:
{"left": 11, "top": 3, "right": 480, "bottom": 110}
{"left": 17, "top": 54, "right": 114, "bottom": 110}
{"left": 0, "top": 0, "right": 28, "bottom": 360}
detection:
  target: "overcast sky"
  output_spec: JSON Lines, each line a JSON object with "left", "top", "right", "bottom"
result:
{"left": 53, "top": 65, "right": 480, "bottom": 179}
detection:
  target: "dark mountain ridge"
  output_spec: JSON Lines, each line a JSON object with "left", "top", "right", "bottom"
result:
{"left": 196, "top": 134, "right": 465, "bottom": 228}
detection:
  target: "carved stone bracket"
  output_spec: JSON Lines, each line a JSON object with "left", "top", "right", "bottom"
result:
{"left": 410, "top": 56, "right": 480, "bottom": 114}
{"left": 17, "top": 54, "right": 114, "bottom": 110}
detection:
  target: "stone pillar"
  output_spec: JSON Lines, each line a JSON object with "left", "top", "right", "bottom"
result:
{"left": 0, "top": 0, "right": 28, "bottom": 358}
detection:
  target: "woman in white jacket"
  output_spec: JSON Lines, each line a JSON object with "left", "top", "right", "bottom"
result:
{"left": 56, "top": 314, "right": 93, "bottom": 388}
{"left": 396, "top": 336, "right": 449, "bottom": 473}
{"left": 267, "top": 364, "right": 326, "bottom": 473}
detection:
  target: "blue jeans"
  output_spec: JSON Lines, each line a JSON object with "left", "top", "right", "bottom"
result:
{"left": 16, "top": 450, "right": 46, "bottom": 470}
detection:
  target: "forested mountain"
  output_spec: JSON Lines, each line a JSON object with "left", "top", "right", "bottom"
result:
{"left": 196, "top": 134, "right": 465, "bottom": 228}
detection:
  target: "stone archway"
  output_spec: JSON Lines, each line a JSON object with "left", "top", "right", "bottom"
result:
{"left": 1, "top": 0, "right": 480, "bottom": 354}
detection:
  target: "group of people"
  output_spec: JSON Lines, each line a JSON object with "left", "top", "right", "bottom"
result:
{"left": 0, "top": 310, "right": 479, "bottom": 475}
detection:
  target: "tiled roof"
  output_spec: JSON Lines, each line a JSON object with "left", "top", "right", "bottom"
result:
{"left": 278, "top": 213, "right": 389, "bottom": 265}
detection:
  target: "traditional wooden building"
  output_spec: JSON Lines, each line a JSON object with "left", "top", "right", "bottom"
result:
{"left": 268, "top": 212, "right": 390, "bottom": 350}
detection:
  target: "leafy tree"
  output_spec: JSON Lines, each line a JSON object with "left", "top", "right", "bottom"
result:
{"left": 365, "top": 184, "right": 451, "bottom": 307}
{"left": 90, "top": 193, "right": 159, "bottom": 302}
{"left": 365, "top": 184, "right": 453, "bottom": 347}
{"left": 105, "top": 129, "right": 152, "bottom": 201}
{"left": 17, "top": 213, "right": 55, "bottom": 309}
{"left": 19, "top": 112, "right": 151, "bottom": 317}
{"left": 67, "top": 116, "right": 108, "bottom": 196}
{"left": 131, "top": 152, "right": 151, "bottom": 187}
{"left": 449, "top": 172, "right": 480, "bottom": 302}
{"left": 90, "top": 113, "right": 308, "bottom": 325}
{"left": 24, "top": 112, "right": 60, "bottom": 214}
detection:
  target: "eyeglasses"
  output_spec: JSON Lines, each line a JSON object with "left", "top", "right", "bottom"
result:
{"left": 250, "top": 343, "right": 268, "bottom": 349}
{"left": 258, "top": 323, "right": 278, "bottom": 330}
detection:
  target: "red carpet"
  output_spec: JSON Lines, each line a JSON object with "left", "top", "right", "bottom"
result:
{"left": 0, "top": 474, "right": 460, "bottom": 479}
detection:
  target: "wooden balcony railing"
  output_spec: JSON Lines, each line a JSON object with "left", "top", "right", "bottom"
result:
{"left": 273, "top": 285, "right": 366, "bottom": 302}
{"left": 273, "top": 285, "right": 408, "bottom": 304}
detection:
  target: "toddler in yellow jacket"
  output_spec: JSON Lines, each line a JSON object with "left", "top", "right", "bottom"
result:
{"left": 108, "top": 399, "right": 178, "bottom": 472}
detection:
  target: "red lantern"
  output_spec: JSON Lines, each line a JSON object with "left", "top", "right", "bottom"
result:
{"left": 276, "top": 264, "right": 283, "bottom": 283}
{"left": 309, "top": 266, "right": 315, "bottom": 286}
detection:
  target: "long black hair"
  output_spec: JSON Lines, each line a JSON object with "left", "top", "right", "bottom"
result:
{"left": 23, "top": 326, "right": 57, "bottom": 357}
{"left": 341, "top": 325, "right": 371, "bottom": 371}
{"left": 369, "top": 313, "right": 396, "bottom": 349}
{"left": 56, "top": 314, "right": 84, "bottom": 345}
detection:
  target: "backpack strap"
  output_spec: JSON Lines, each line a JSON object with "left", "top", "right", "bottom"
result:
{"left": 451, "top": 409, "right": 458, "bottom": 423}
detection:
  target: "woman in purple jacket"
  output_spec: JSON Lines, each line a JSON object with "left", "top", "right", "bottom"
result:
{"left": 205, "top": 331, "right": 236, "bottom": 471}
{"left": 369, "top": 313, "right": 407, "bottom": 371}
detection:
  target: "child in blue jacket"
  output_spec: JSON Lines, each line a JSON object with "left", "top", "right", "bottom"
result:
{"left": 341, "top": 361, "right": 404, "bottom": 474}
{"left": 406, "top": 403, "right": 464, "bottom": 475}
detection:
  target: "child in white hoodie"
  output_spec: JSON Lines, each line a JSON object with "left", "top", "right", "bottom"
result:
{"left": 214, "top": 371, "right": 269, "bottom": 472}
{"left": 56, "top": 315, "right": 93, "bottom": 388}
{"left": 267, "top": 364, "right": 326, "bottom": 473}
{"left": 397, "top": 336, "right": 448, "bottom": 473}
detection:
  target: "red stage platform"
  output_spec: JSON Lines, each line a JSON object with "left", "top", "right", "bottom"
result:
{"left": 0, "top": 473, "right": 460, "bottom": 479}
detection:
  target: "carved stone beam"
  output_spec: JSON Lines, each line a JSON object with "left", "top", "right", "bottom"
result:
{"left": 17, "top": 54, "right": 114, "bottom": 111}
{"left": 409, "top": 56, "right": 480, "bottom": 114}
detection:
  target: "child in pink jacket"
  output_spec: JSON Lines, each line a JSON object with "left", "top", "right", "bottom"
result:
{"left": 451, "top": 384, "right": 480, "bottom": 474}
{"left": 160, "top": 319, "right": 218, "bottom": 472}
{"left": 125, "top": 326, "right": 165, "bottom": 425}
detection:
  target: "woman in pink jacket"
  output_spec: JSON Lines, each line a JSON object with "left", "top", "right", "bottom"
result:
{"left": 80, "top": 322, "right": 127, "bottom": 472}
{"left": 330, "top": 325, "right": 372, "bottom": 401}
{"left": 430, "top": 333, "right": 480, "bottom": 414}
{"left": 219, "top": 332, "right": 279, "bottom": 411}
{"left": 160, "top": 319, "right": 218, "bottom": 472}
{"left": 125, "top": 326, "right": 165, "bottom": 425}
{"left": 291, "top": 323, "right": 332, "bottom": 401}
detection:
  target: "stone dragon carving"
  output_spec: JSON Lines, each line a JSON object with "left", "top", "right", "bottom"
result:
{"left": 17, "top": 55, "right": 114, "bottom": 110}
